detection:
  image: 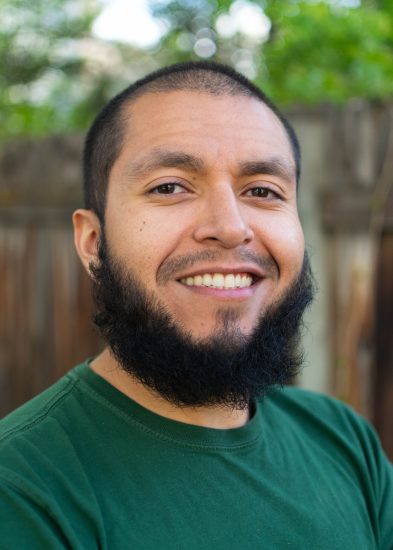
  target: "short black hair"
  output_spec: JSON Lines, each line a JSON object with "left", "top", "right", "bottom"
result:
{"left": 83, "top": 61, "right": 301, "bottom": 223}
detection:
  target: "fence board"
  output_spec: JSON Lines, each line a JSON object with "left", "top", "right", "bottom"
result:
{"left": 0, "top": 223, "right": 102, "bottom": 417}
{"left": 374, "top": 234, "right": 393, "bottom": 458}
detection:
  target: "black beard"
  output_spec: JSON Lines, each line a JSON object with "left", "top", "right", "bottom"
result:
{"left": 90, "top": 236, "right": 315, "bottom": 410}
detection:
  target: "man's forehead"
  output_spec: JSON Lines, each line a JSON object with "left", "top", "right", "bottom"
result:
{"left": 123, "top": 89, "right": 285, "bottom": 131}
{"left": 119, "top": 90, "right": 294, "bottom": 163}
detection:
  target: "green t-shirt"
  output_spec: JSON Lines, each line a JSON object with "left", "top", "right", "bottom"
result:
{"left": 1, "top": 360, "right": 392, "bottom": 549}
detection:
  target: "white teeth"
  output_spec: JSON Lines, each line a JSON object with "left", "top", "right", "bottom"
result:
{"left": 180, "top": 273, "right": 253, "bottom": 289}
{"left": 212, "top": 273, "right": 225, "bottom": 288}
{"left": 242, "top": 275, "right": 253, "bottom": 287}
{"left": 224, "top": 274, "right": 235, "bottom": 289}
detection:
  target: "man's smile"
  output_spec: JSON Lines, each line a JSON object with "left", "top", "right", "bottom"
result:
{"left": 174, "top": 267, "right": 265, "bottom": 300}
{"left": 179, "top": 272, "right": 254, "bottom": 289}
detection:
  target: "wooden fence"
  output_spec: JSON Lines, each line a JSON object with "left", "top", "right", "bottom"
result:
{"left": 0, "top": 135, "right": 102, "bottom": 415}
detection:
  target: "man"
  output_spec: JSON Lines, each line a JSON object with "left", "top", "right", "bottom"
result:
{"left": 1, "top": 61, "right": 392, "bottom": 548}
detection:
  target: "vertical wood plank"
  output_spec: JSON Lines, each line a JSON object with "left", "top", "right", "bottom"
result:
{"left": 374, "top": 233, "right": 393, "bottom": 459}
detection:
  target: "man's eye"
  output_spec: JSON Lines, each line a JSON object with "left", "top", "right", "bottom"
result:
{"left": 151, "top": 183, "right": 184, "bottom": 194}
{"left": 246, "top": 187, "right": 279, "bottom": 199}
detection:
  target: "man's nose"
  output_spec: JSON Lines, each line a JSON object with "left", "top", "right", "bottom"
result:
{"left": 193, "top": 184, "right": 254, "bottom": 248}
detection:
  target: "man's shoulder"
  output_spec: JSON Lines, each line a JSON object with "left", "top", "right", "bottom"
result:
{"left": 0, "top": 361, "right": 108, "bottom": 548}
{"left": 0, "top": 361, "right": 98, "bottom": 498}
{"left": 0, "top": 362, "right": 88, "bottom": 450}
{"left": 268, "top": 384, "right": 361, "bottom": 419}
{"left": 265, "top": 385, "right": 382, "bottom": 460}
{"left": 267, "top": 384, "right": 367, "bottom": 426}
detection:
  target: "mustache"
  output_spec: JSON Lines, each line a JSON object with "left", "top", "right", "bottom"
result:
{"left": 157, "top": 249, "right": 279, "bottom": 284}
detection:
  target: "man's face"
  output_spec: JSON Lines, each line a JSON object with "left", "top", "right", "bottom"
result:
{"left": 104, "top": 91, "right": 304, "bottom": 341}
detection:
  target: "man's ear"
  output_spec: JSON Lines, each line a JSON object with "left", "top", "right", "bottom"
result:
{"left": 72, "top": 209, "right": 101, "bottom": 276}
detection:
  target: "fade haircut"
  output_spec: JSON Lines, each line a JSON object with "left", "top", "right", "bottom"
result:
{"left": 83, "top": 61, "right": 301, "bottom": 223}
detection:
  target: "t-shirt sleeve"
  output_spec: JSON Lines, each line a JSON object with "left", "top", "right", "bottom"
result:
{"left": 282, "top": 387, "right": 393, "bottom": 548}
{"left": 367, "top": 427, "right": 393, "bottom": 549}
{"left": 379, "top": 461, "right": 393, "bottom": 549}
{"left": 335, "top": 400, "right": 393, "bottom": 549}
{"left": 0, "top": 470, "right": 71, "bottom": 549}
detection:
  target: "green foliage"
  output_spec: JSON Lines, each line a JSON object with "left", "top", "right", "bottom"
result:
{"left": 151, "top": 0, "right": 393, "bottom": 105}
{"left": 1, "top": 0, "right": 393, "bottom": 141}
{"left": 262, "top": 1, "right": 393, "bottom": 104}
{"left": 0, "top": 0, "right": 112, "bottom": 140}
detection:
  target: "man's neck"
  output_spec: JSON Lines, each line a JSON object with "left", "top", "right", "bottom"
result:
{"left": 90, "top": 349, "right": 250, "bottom": 429}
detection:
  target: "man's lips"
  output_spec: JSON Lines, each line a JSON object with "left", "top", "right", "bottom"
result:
{"left": 157, "top": 251, "right": 278, "bottom": 286}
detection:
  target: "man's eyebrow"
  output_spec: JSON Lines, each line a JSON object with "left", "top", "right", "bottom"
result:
{"left": 126, "top": 149, "right": 205, "bottom": 179}
{"left": 124, "top": 150, "right": 296, "bottom": 184}
{"left": 239, "top": 158, "right": 296, "bottom": 184}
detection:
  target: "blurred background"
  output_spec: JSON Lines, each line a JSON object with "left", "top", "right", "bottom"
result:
{"left": 0, "top": 0, "right": 392, "bottom": 457}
